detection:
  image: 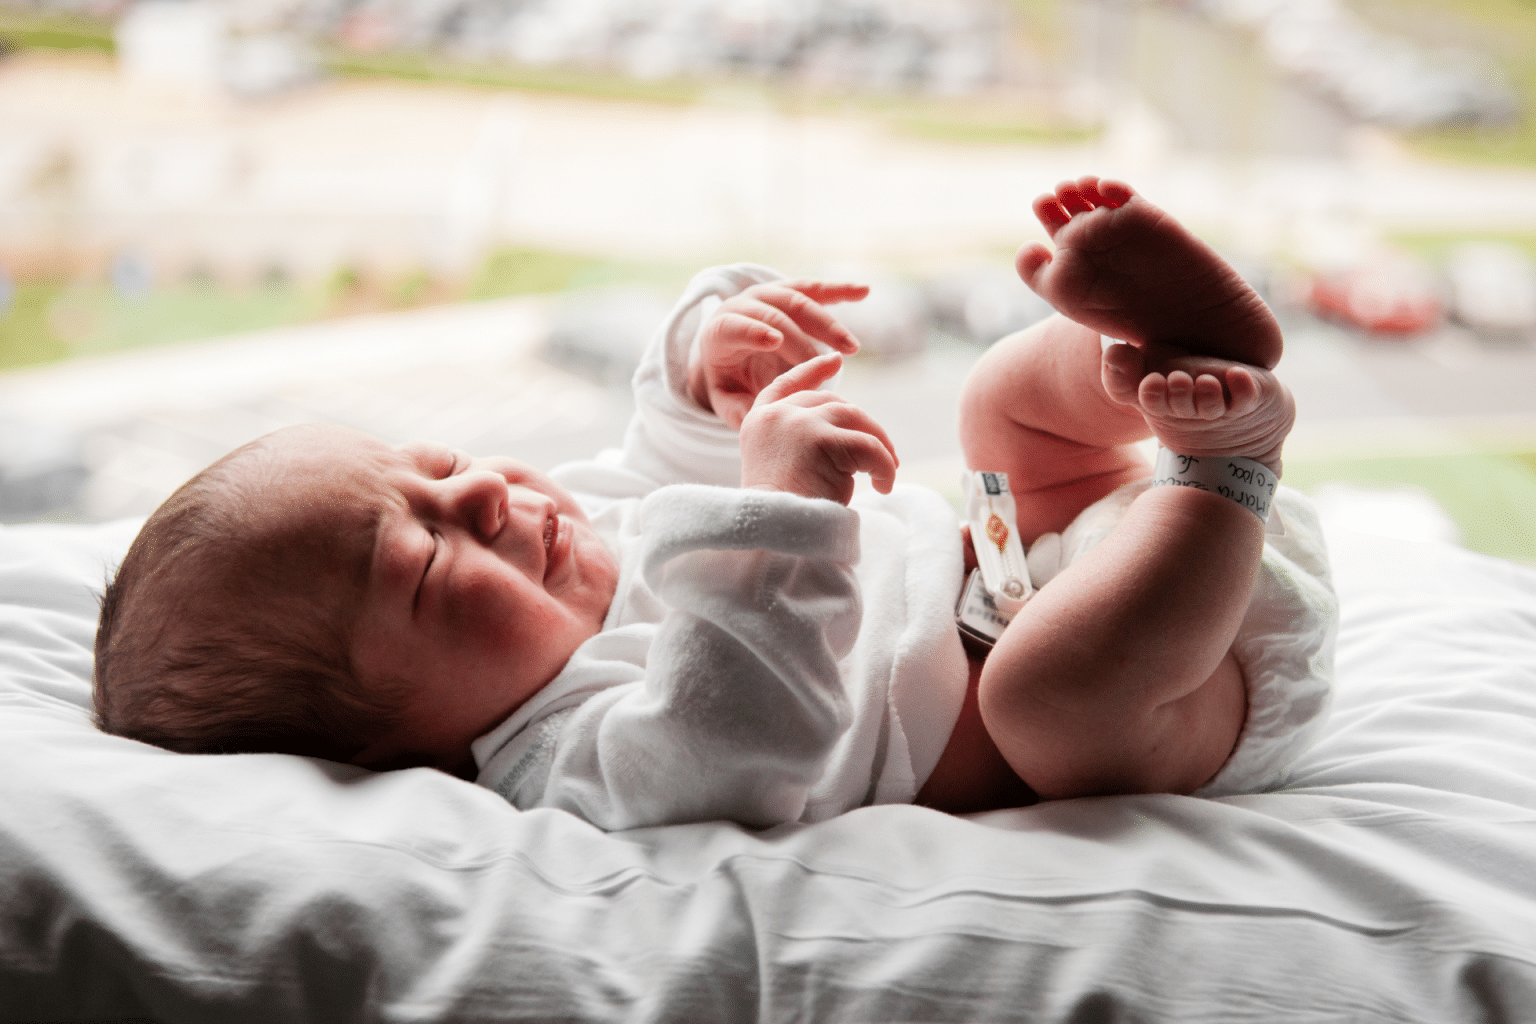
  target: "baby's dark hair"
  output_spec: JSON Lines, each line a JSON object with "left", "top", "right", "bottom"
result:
{"left": 93, "top": 435, "right": 406, "bottom": 763}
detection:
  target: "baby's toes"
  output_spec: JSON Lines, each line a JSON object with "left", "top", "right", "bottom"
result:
{"left": 1101, "top": 341, "right": 1145, "bottom": 405}
{"left": 1192, "top": 374, "right": 1227, "bottom": 420}
{"left": 1015, "top": 241, "right": 1053, "bottom": 291}
{"left": 1225, "top": 366, "right": 1260, "bottom": 417}
{"left": 1095, "top": 178, "right": 1135, "bottom": 207}
{"left": 1162, "top": 370, "right": 1200, "bottom": 418}
{"left": 1074, "top": 175, "right": 1108, "bottom": 207}
{"left": 1031, "top": 193, "right": 1073, "bottom": 237}
{"left": 1056, "top": 180, "right": 1095, "bottom": 215}
{"left": 1137, "top": 372, "right": 1172, "bottom": 418}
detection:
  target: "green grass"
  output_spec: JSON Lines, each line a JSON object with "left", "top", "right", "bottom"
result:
{"left": 77, "top": 285, "right": 326, "bottom": 356}
{"left": 0, "top": 10, "right": 114, "bottom": 54}
{"left": 0, "top": 283, "right": 71, "bottom": 369}
{"left": 469, "top": 247, "right": 692, "bottom": 301}
{"left": 467, "top": 248, "right": 609, "bottom": 301}
{"left": 323, "top": 48, "right": 709, "bottom": 106}
{"left": 885, "top": 105, "right": 1099, "bottom": 147}
{"left": 0, "top": 282, "right": 328, "bottom": 370}
{"left": 1285, "top": 451, "right": 1536, "bottom": 564}
{"left": 0, "top": 246, "right": 690, "bottom": 373}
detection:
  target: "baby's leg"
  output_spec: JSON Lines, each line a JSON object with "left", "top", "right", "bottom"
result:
{"left": 957, "top": 177, "right": 1296, "bottom": 801}
{"left": 1030, "top": 173, "right": 1295, "bottom": 475}
{"left": 957, "top": 314, "right": 1260, "bottom": 801}
{"left": 960, "top": 180, "right": 1291, "bottom": 540}
{"left": 977, "top": 485, "right": 1257, "bottom": 800}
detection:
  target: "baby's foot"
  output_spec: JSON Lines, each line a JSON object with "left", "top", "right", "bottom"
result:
{"left": 1017, "top": 176, "right": 1283, "bottom": 370}
{"left": 1102, "top": 340, "right": 1294, "bottom": 475}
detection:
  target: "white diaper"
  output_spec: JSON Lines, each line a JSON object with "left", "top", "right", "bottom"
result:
{"left": 1026, "top": 480, "right": 1338, "bottom": 797}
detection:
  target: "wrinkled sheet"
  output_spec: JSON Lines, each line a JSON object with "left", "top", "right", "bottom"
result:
{"left": 1, "top": 518, "right": 1533, "bottom": 1022}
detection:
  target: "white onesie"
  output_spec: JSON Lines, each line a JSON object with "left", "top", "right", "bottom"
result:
{"left": 472, "top": 264, "right": 971, "bottom": 831}
{"left": 472, "top": 264, "right": 1338, "bottom": 830}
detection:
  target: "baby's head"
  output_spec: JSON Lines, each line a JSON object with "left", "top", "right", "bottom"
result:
{"left": 94, "top": 423, "right": 619, "bottom": 777}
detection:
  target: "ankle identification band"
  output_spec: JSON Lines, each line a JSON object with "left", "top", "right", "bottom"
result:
{"left": 956, "top": 471, "right": 1034, "bottom": 653}
{"left": 1151, "top": 448, "right": 1277, "bottom": 526}
{"left": 956, "top": 568, "right": 1013, "bottom": 654}
{"left": 962, "top": 470, "right": 1033, "bottom": 614}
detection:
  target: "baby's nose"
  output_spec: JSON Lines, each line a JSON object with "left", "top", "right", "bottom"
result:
{"left": 443, "top": 470, "right": 508, "bottom": 541}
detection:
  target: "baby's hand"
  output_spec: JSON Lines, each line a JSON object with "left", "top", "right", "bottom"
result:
{"left": 690, "top": 279, "right": 868, "bottom": 430}
{"left": 740, "top": 352, "right": 898, "bottom": 504}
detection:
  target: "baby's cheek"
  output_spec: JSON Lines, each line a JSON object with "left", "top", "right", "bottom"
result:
{"left": 441, "top": 572, "right": 529, "bottom": 647}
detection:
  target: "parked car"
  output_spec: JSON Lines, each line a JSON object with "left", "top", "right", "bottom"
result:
{"left": 924, "top": 266, "right": 1052, "bottom": 347}
{"left": 1307, "top": 256, "right": 1443, "bottom": 337}
{"left": 542, "top": 285, "right": 675, "bottom": 386}
{"left": 1444, "top": 242, "right": 1536, "bottom": 341}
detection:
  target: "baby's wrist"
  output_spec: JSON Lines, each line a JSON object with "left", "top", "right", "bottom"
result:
{"left": 742, "top": 478, "right": 843, "bottom": 503}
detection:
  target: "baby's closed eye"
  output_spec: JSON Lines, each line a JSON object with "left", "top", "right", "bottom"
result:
{"left": 415, "top": 531, "right": 441, "bottom": 610}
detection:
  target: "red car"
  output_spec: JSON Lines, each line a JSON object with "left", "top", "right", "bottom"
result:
{"left": 1308, "top": 259, "right": 1443, "bottom": 336}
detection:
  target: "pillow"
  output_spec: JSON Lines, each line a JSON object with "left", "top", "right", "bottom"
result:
{"left": 0, "top": 518, "right": 141, "bottom": 716}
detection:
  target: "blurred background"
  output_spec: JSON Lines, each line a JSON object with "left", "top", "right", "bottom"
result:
{"left": 2, "top": 0, "right": 1535, "bottom": 563}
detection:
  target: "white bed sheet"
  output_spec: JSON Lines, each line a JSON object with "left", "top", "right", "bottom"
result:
{"left": 2, "top": 518, "right": 1534, "bottom": 1021}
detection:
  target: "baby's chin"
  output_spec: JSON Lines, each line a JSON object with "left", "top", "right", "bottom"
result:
{"left": 576, "top": 532, "right": 622, "bottom": 609}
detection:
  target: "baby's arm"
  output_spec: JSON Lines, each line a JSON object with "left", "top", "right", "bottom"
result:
{"left": 515, "top": 484, "right": 865, "bottom": 830}
{"left": 496, "top": 359, "right": 897, "bottom": 830}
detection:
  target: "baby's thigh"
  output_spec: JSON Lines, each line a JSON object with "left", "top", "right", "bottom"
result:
{"left": 959, "top": 316, "right": 1150, "bottom": 541}
{"left": 977, "top": 630, "right": 1247, "bottom": 801}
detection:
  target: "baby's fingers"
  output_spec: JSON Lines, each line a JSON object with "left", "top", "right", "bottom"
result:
{"left": 755, "top": 351, "right": 843, "bottom": 407}
{"left": 715, "top": 296, "right": 824, "bottom": 366}
{"left": 786, "top": 277, "right": 872, "bottom": 302}
{"left": 828, "top": 407, "right": 900, "bottom": 494}
{"left": 783, "top": 280, "right": 870, "bottom": 307}
{"left": 709, "top": 309, "right": 785, "bottom": 352}
{"left": 757, "top": 281, "right": 866, "bottom": 355}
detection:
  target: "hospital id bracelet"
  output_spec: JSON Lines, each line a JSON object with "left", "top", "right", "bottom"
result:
{"left": 1151, "top": 448, "right": 1277, "bottom": 525}
{"left": 956, "top": 568, "right": 1013, "bottom": 655}
{"left": 962, "top": 470, "right": 1033, "bottom": 615}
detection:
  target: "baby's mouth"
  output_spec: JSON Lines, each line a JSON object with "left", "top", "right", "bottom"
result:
{"left": 543, "top": 510, "right": 566, "bottom": 583}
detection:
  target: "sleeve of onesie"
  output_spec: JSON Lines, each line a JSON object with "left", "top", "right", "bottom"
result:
{"left": 529, "top": 483, "right": 863, "bottom": 831}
